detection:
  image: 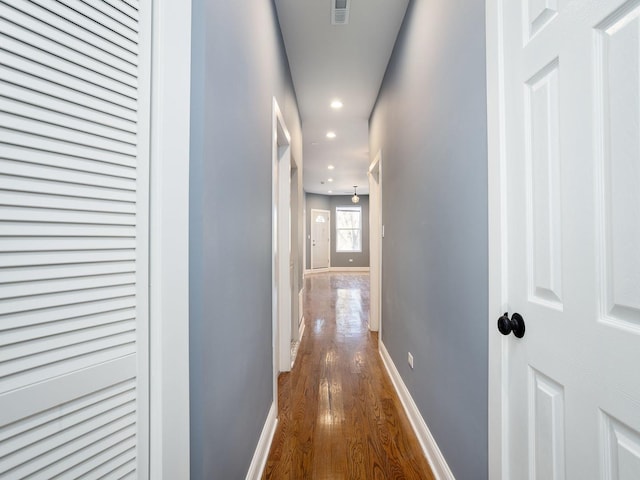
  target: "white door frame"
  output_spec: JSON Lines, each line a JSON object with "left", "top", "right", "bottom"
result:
{"left": 272, "top": 98, "right": 293, "bottom": 386}
{"left": 303, "top": 200, "right": 307, "bottom": 271}
{"left": 310, "top": 208, "right": 331, "bottom": 270}
{"left": 486, "top": 1, "right": 509, "bottom": 478}
{"left": 368, "top": 151, "right": 382, "bottom": 333}
{"left": 148, "top": 0, "right": 192, "bottom": 478}
{"left": 290, "top": 160, "right": 299, "bottom": 344}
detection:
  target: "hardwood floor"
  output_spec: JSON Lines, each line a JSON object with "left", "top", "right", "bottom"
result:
{"left": 263, "top": 273, "right": 435, "bottom": 480}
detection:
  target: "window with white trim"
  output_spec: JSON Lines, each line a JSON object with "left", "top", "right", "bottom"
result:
{"left": 336, "top": 205, "right": 362, "bottom": 252}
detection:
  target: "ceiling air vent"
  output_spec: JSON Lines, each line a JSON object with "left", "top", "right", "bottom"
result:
{"left": 331, "top": 0, "right": 350, "bottom": 25}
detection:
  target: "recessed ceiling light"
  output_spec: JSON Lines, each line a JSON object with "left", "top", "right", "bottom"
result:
{"left": 328, "top": 178, "right": 334, "bottom": 182}
{"left": 326, "top": 131, "right": 336, "bottom": 139}
{"left": 330, "top": 100, "right": 343, "bottom": 109}
{"left": 328, "top": 165, "right": 335, "bottom": 170}
{"left": 328, "top": 190, "right": 333, "bottom": 194}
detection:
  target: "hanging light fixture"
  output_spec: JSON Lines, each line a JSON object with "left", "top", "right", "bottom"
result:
{"left": 352, "top": 185, "right": 360, "bottom": 204}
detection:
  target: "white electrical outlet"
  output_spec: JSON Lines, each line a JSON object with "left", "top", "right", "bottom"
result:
{"left": 408, "top": 352, "right": 414, "bottom": 369}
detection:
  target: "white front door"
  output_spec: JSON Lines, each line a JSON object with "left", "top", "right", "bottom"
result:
{"left": 0, "top": 0, "right": 151, "bottom": 476}
{"left": 494, "top": 0, "right": 640, "bottom": 478}
{"left": 311, "top": 209, "right": 330, "bottom": 269}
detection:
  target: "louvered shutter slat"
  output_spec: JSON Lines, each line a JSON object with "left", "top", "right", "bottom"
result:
{"left": 29, "top": 0, "right": 138, "bottom": 54}
{"left": 0, "top": 237, "right": 137, "bottom": 252}
{"left": 102, "top": 0, "right": 139, "bottom": 20}
{"left": 0, "top": 47, "right": 137, "bottom": 110}
{"left": 0, "top": 0, "right": 149, "bottom": 475}
{"left": 0, "top": 164, "right": 135, "bottom": 190}
{"left": 0, "top": 66, "right": 137, "bottom": 122}
{"left": 0, "top": 159, "right": 137, "bottom": 188}
{"left": 0, "top": 205, "right": 136, "bottom": 225}
{"left": 0, "top": 112, "right": 137, "bottom": 156}
{"left": 0, "top": 15, "right": 137, "bottom": 88}
{"left": 0, "top": 81, "right": 136, "bottom": 135}
{"left": 57, "top": 443, "right": 137, "bottom": 479}
{"left": 77, "top": 0, "right": 139, "bottom": 32}
{"left": 3, "top": 0, "right": 138, "bottom": 66}
{"left": 0, "top": 96, "right": 137, "bottom": 144}
{"left": 0, "top": 297, "right": 136, "bottom": 331}
{"left": 0, "top": 261, "right": 136, "bottom": 283}
{"left": 2, "top": 415, "right": 136, "bottom": 477}
{"left": 0, "top": 341, "right": 137, "bottom": 393}
{"left": 0, "top": 308, "right": 136, "bottom": 345}
{"left": 0, "top": 191, "right": 136, "bottom": 215}
{"left": 0, "top": 129, "right": 137, "bottom": 166}
{"left": 0, "top": 3, "right": 137, "bottom": 79}
{"left": 0, "top": 250, "right": 136, "bottom": 268}
{"left": 0, "top": 284, "right": 136, "bottom": 316}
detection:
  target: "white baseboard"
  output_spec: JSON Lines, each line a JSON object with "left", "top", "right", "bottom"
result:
{"left": 290, "top": 339, "right": 300, "bottom": 369}
{"left": 305, "top": 267, "right": 370, "bottom": 276}
{"left": 304, "top": 268, "right": 329, "bottom": 276}
{"left": 290, "top": 317, "right": 306, "bottom": 369}
{"left": 299, "top": 315, "right": 305, "bottom": 341}
{"left": 329, "top": 266, "right": 370, "bottom": 272}
{"left": 245, "top": 402, "right": 278, "bottom": 480}
{"left": 298, "top": 288, "right": 304, "bottom": 325}
{"left": 379, "top": 341, "right": 455, "bottom": 480}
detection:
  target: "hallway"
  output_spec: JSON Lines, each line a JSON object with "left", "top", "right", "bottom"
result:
{"left": 263, "top": 273, "right": 434, "bottom": 479}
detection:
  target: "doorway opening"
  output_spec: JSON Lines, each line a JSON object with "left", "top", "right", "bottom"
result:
{"left": 289, "top": 159, "right": 304, "bottom": 369}
{"left": 272, "top": 98, "right": 293, "bottom": 409}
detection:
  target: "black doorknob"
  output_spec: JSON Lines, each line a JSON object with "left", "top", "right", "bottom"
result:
{"left": 497, "top": 312, "right": 525, "bottom": 338}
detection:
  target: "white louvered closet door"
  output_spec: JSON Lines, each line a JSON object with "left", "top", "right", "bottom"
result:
{"left": 0, "top": 0, "right": 151, "bottom": 478}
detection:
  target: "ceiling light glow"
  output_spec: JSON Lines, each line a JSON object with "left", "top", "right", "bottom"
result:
{"left": 330, "top": 100, "right": 343, "bottom": 109}
{"left": 328, "top": 178, "right": 334, "bottom": 182}
{"left": 326, "top": 131, "right": 336, "bottom": 139}
{"left": 328, "top": 165, "right": 335, "bottom": 170}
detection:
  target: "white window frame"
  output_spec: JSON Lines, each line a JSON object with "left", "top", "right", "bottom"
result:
{"left": 335, "top": 205, "right": 363, "bottom": 253}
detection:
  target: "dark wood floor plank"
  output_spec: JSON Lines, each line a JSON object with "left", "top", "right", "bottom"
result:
{"left": 263, "top": 273, "right": 435, "bottom": 480}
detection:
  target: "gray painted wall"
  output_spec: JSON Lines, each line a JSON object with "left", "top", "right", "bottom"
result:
{"left": 189, "top": 0, "right": 303, "bottom": 477}
{"left": 305, "top": 194, "right": 370, "bottom": 269}
{"left": 369, "top": 1, "right": 488, "bottom": 479}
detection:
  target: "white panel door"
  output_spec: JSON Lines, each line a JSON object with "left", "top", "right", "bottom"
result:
{"left": 0, "top": 0, "right": 151, "bottom": 477}
{"left": 311, "top": 209, "right": 330, "bottom": 269}
{"left": 499, "top": 0, "right": 640, "bottom": 478}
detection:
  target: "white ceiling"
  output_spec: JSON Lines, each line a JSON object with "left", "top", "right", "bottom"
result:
{"left": 274, "top": 0, "right": 409, "bottom": 196}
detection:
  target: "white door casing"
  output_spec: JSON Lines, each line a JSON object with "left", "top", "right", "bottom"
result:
{"left": 273, "top": 97, "right": 292, "bottom": 381}
{"left": 311, "top": 209, "right": 330, "bottom": 270}
{"left": 149, "top": 0, "right": 191, "bottom": 477}
{"left": 368, "top": 151, "right": 382, "bottom": 333}
{"left": 488, "top": 1, "right": 640, "bottom": 479}
{"left": 290, "top": 160, "right": 301, "bottom": 345}
{"left": 0, "top": 0, "right": 151, "bottom": 477}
